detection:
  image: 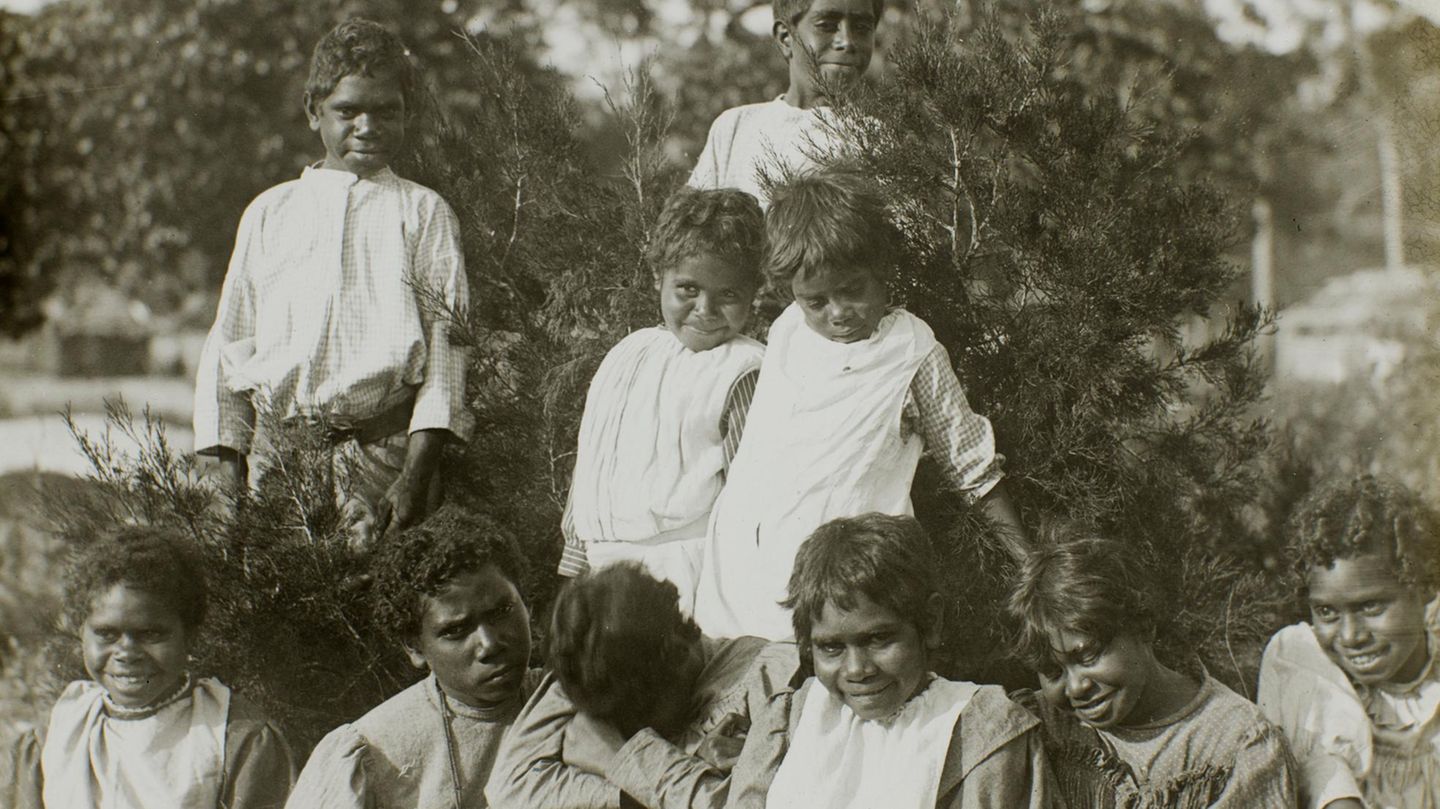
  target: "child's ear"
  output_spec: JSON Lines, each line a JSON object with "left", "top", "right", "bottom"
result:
{"left": 303, "top": 92, "right": 321, "bottom": 131}
{"left": 772, "top": 19, "right": 796, "bottom": 61}
{"left": 922, "top": 592, "right": 945, "bottom": 650}
{"left": 401, "top": 639, "right": 428, "bottom": 671}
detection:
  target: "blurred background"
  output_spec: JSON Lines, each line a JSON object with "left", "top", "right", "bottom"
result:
{"left": 0, "top": 0, "right": 1436, "bottom": 736}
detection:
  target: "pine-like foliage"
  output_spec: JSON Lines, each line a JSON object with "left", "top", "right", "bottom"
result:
{"left": 820, "top": 9, "right": 1283, "bottom": 687}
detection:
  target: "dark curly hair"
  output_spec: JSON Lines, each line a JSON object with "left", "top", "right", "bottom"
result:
{"left": 1007, "top": 521, "right": 1162, "bottom": 672}
{"left": 369, "top": 506, "right": 529, "bottom": 642}
{"left": 305, "top": 19, "right": 418, "bottom": 109}
{"left": 764, "top": 166, "right": 897, "bottom": 297}
{"left": 547, "top": 563, "right": 703, "bottom": 738}
{"left": 1286, "top": 474, "right": 1440, "bottom": 591}
{"left": 782, "top": 513, "right": 941, "bottom": 660}
{"left": 64, "top": 526, "right": 208, "bottom": 634}
{"left": 647, "top": 187, "right": 766, "bottom": 287}
{"left": 773, "top": 0, "right": 884, "bottom": 26}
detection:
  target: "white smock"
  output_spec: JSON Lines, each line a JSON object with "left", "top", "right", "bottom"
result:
{"left": 41, "top": 677, "right": 230, "bottom": 809}
{"left": 766, "top": 677, "right": 978, "bottom": 809}
{"left": 692, "top": 304, "right": 935, "bottom": 640}
{"left": 570, "top": 327, "right": 762, "bottom": 608}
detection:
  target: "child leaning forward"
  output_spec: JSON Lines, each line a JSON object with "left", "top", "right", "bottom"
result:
{"left": 728, "top": 513, "right": 1052, "bottom": 809}
{"left": 1258, "top": 475, "right": 1440, "bottom": 809}
{"left": 1009, "top": 523, "right": 1298, "bottom": 808}
{"left": 2, "top": 527, "right": 295, "bottom": 809}
{"left": 558, "top": 187, "right": 766, "bottom": 615}
{"left": 286, "top": 508, "right": 540, "bottom": 808}
{"left": 693, "top": 167, "right": 1025, "bottom": 641}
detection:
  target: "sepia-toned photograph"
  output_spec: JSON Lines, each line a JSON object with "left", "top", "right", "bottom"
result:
{"left": 1, "top": 0, "right": 1437, "bottom": 806}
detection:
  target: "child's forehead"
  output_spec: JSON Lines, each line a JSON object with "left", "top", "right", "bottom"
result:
{"left": 1306, "top": 550, "right": 1407, "bottom": 594}
{"left": 86, "top": 582, "right": 182, "bottom": 623}
{"left": 792, "top": 263, "right": 878, "bottom": 292}
{"left": 423, "top": 565, "right": 519, "bottom": 611}
{"left": 813, "top": 593, "right": 906, "bottom": 633}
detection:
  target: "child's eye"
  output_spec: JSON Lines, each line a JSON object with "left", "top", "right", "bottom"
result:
{"left": 814, "top": 642, "right": 843, "bottom": 656}
{"left": 93, "top": 629, "right": 119, "bottom": 642}
{"left": 137, "top": 630, "right": 168, "bottom": 643}
{"left": 1360, "top": 601, "right": 1387, "bottom": 616}
{"left": 438, "top": 624, "right": 470, "bottom": 640}
{"left": 487, "top": 601, "right": 515, "bottom": 621}
{"left": 1311, "top": 605, "right": 1337, "bottom": 622}
{"left": 803, "top": 298, "right": 826, "bottom": 310}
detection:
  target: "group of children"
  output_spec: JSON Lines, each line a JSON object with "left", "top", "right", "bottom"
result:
{"left": 4, "top": 5, "right": 1436, "bottom": 809}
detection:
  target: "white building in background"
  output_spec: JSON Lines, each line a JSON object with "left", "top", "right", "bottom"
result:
{"left": 1274, "top": 267, "right": 1437, "bottom": 384}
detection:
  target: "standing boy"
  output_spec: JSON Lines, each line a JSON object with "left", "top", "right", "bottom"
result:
{"left": 687, "top": 0, "right": 880, "bottom": 205}
{"left": 194, "top": 19, "right": 471, "bottom": 546}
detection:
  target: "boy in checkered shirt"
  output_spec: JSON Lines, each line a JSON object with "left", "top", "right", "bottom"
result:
{"left": 693, "top": 167, "right": 1026, "bottom": 641}
{"left": 194, "top": 19, "right": 470, "bottom": 548}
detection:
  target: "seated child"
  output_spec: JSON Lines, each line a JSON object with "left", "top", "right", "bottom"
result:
{"left": 728, "top": 512, "right": 1051, "bottom": 809}
{"left": 194, "top": 19, "right": 471, "bottom": 547}
{"left": 1258, "top": 474, "right": 1440, "bottom": 809}
{"left": 1009, "top": 523, "right": 1297, "bottom": 808}
{"left": 559, "top": 187, "right": 766, "bottom": 614}
{"left": 689, "top": 0, "right": 881, "bottom": 205}
{"left": 692, "top": 167, "right": 1025, "bottom": 640}
{"left": 485, "top": 563, "right": 798, "bottom": 809}
{"left": 3, "top": 526, "right": 295, "bottom": 808}
{"left": 286, "top": 507, "right": 540, "bottom": 808}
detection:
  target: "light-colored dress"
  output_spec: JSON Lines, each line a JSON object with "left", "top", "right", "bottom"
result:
{"left": 1259, "top": 617, "right": 1440, "bottom": 809}
{"left": 694, "top": 304, "right": 998, "bottom": 640}
{"left": 559, "top": 326, "right": 763, "bottom": 611}
{"left": 5, "top": 676, "right": 294, "bottom": 809}
{"left": 1020, "top": 675, "right": 1298, "bottom": 808}
{"left": 732, "top": 677, "right": 1052, "bottom": 809}
{"left": 285, "top": 670, "right": 541, "bottom": 809}
{"left": 687, "top": 98, "right": 842, "bottom": 207}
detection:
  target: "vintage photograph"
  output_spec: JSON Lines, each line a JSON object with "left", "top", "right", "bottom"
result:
{"left": 1, "top": 0, "right": 1437, "bottom": 806}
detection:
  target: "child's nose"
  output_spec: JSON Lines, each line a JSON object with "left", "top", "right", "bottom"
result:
{"left": 474, "top": 623, "right": 505, "bottom": 660}
{"left": 841, "top": 647, "right": 875, "bottom": 678}
{"left": 1063, "top": 667, "right": 1091, "bottom": 699}
{"left": 1337, "top": 613, "right": 1369, "bottom": 646}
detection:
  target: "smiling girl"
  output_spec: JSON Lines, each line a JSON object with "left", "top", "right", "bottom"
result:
{"left": 1258, "top": 475, "right": 1440, "bottom": 809}
{"left": 4, "top": 527, "right": 294, "bottom": 809}
{"left": 1009, "top": 524, "right": 1297, "bottom": 808}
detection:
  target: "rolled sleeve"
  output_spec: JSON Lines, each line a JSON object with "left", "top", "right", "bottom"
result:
{"left": 907, "top": 343, "right": 1003, "bottom": 502}
{"left": 194, "top": 205, "right": 262, "bottom": 456}
{"left": 408, "top": 199, "right": 473, "bottom": 440}
{"left": 607, "top": 730, "right": 727, "bottom": 809}
{"left": 484, "top": 674, "right": 621, "bottom": 809}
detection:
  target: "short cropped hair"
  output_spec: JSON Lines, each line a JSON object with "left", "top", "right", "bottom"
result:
{"left": 764, "top": 167, "right": 897, "bottom": 295}
{"left": 1007, "top": 522, "right": 1161, "bottom": 671}
{"left": 306, "top": 19, "right": 417, "bottom": 107}
{"left": 1286, "top": 474, "right": 1440, "bottom": 591}
{"left": 647, "top": 187, "right": 766, "bottom": 286}
{"left": 370, "top": 507, "right": 529, "bottom": 642}
{"left": 782, "top": 513, "right": 941, "bottom": 658}
{"left": 774, "top": 0, "right": 885, "bottom": 26}
{"left": 548, "top": 564, "right": 703, "bottom": 737}
{"left": 64, "top": 526, "right": 208, "bottom": 634}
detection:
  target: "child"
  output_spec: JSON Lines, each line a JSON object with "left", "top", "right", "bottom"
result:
{"left": 285, "top": 507, "right": 540, "bottom": 808}
{"left": 485, "top": 563, "right": 798, "bottom": 809}
{"left": 727, "top": 513, "right": 1051, "bottom": 809}
{"left": 3, "top": 527, "right": 295, "bottom": 808}
{"left": 558, "top": 187, "right": 766, "bottom": 614}
{"left": 1258, "top": 474, "right": 1440, "bottom": 809}
{"left": 1009, "top": 523, "right": 1297, "bottom": 808}
{"left": 692, "top": 168, "right": 1024, "bottom": 641}
{"left": 194, "top": 19, "right": 470, "bottom": 547}
{"left": 687, "top": 0, "right": 880, "bottom": 205}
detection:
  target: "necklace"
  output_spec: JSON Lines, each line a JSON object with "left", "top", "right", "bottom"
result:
{"left": 102, "top": 673, "right": 194, "bottom": 720}
{"left": 434, "top": 678, "right": 465, "bottom": 809}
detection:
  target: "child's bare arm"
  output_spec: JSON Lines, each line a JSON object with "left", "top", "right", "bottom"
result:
{"left": 374, "top": 428, "right": 445, "bottom": 538}
{"left": 978, "top": 481, "right": 1029, "bottom": 559}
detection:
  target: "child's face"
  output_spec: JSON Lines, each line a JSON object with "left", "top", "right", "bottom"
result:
{"left": 1038, "top": 627, "right": 1158, "bottom": 730}
{"left": 405, "top": 564, "right": 532, "bottom": 710}
{"left": 1307, "top": 551, "right": 1432, "bottom": 687}
{"left": 658, "top": 254, "right": 757, "bottom": 352}
{"left": 791, "top": 265, "right": 888, "bottom": 343}
{"left": 776, "top": 0, "right": 877, "bottom": 106}
{"left": 810, "top": 593, "right": 934, "bottom": 720}
{"left": 83, "top": 584, "right": 192, "bottom": 709}
{"left": 305, "top": 72, "right": 406, "bottom": 177}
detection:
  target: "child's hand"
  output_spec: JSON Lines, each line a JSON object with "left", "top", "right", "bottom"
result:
{"left": 562, "top": 711, "right": 628, "bottom": 775}
{"left": 694, "top": 713, "right": 748, "bottom": 769}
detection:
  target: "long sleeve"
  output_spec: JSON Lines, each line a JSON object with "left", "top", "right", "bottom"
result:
{"left": 194, "top": 203, "right": 262, "bottom": 455}
{"left": 223, "top": 701, "right": 297, "bottom": 809}
{"left": 485, "top": 673, "right": 622, "bottom": 809}
{"left": 607, "top": 729, "right": 729, "bottom": 809}
{"left": 719, "top": 369, "right": 759, "bottom": 473}
{"left": 687, "top": 113, "right": 727, "bottom": 190}
{"left": 283, "top": 724, "right": 368, "bottom": 809}
{"left": 1, "top": 729, "right": 42, "bottom": 809}
{"left": 906, "top": 343, "right": 1002, "bottom": 503}
{"left": 406, "top": 197, "right": 473, "bottom": 440}
{"left": 1208, "top": 721, "right": 1300, "bottom": 809}
{"left": 558, "top": 487, "right": 591, "bottom": 577}
{"left": 950, "top": 728, "right": 1055, "bottom": 809}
